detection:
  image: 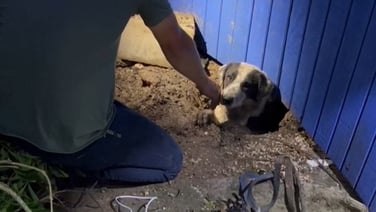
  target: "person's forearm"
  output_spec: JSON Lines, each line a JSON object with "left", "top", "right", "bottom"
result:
{"left": 159, "top": 28, "right": 210, "bottom": 91}
{"left": 149, "top": 14, "right": 220, "bottom": 107}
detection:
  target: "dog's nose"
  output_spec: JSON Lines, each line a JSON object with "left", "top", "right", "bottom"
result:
{"left": 221, "top": 97, "right": 234, "bottom": 105}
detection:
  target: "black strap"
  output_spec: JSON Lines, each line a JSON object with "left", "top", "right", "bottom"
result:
{"left": 238, "top": 156, "right": 305, "bottom": 212}
{"left": 239, "top": 172, "right": 280, "bottom": 212}
{"left": 275, "top": 156, "right": 305, "bottom": 212}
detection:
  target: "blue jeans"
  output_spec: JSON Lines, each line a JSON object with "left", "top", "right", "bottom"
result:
{"left": 5, "top": 101, "right": 183, "bottom": 185}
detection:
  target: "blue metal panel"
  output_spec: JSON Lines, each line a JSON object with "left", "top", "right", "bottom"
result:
{"left": 301, "top": 0, "right": 353, "bottom": 135}
{"left": 245, "top": 0, "right": 273, "bottom": 68}
{"left": 314, "top": 0, "right": 375, "bottom": 152}
{"left": 168, "top": 0, "right": 180, "bottom": 11}
{"left": 328, "top": 8, "right": 376, "bottom": 169}
{"left": 215, "top": 0, "right": 255, "bottom": 63}
{"left": 262, "top": 0, "right": 292, "bottom": 84}
{"left": 341, "top": 76, "right": 376, "bottom": 186}
{"left": 217, "top": 0, "right": 240, "bottom": 63}
{"left": 228, "top": 0, "right": 255, "bottom": 63}
{"left": 191, "top": 0, "right": 208, "bottom": 31}
{"left": 169, "top": 0, "right": 193, "bottom": 12}
{"left": 371, "top": 194, "right": 376, "bottom": 212}
{"left": 290, "top": 0, "right": 331, "bottom": 120}
{"left": 202, "top": 1, "right": 223, "bottom": 58}
{"left": 278, "top": 0, "right": 311, "bottom": 107}
{"left": 356, "top": 137, "right": 376, "bottom": 205}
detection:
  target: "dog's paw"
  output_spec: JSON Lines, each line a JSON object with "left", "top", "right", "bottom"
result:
{"left": 196, "top": 109, "right": 214, "bottom": 126}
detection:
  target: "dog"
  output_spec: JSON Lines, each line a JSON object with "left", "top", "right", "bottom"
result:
{"left": 197, "top": 62, "right": 288, "bottom": 134}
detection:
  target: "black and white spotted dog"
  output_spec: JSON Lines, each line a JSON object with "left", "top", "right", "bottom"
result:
{"left": 197, "top": 62, "right": 288, "bottom": 134}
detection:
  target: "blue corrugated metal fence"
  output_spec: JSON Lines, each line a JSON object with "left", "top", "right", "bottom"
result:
{"left": 169, "top": 0, "right": 376, "bottom": 209}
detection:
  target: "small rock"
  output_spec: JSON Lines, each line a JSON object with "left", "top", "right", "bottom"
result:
{"left": 133, "top": 63, "right": 144, "bottom": 69}
{"left": 190, "top": 158, "right": 202, "bottom": 164}
{"left": 307, "top": 159, "right": 330, "bottom": 168}
{"left": 167, "top": 192, "right": 175, "bottom": 197}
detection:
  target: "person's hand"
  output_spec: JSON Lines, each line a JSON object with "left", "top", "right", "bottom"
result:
{"left": 197, "top": 78, "right": 220, "bottom": 109}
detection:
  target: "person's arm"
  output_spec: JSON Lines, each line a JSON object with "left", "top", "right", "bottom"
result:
{"left": 149, "top": 13, "right": 220, "bottom": 108}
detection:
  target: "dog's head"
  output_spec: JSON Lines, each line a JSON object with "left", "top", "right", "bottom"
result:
{"left": 219, "top": 62, "right": 274, "bottom": 109}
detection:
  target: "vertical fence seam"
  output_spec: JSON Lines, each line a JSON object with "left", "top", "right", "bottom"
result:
{"left": 351, "top": 71, "right": 376, "bottom": 188}
{"left": 261, "top": 0, "right": 274, "bottom": 70}
{"left": 288, "top": 0, "right": 312, "bottom": 107}
{"left": 214, "top": 0, "right": 224, "bottom": 58}
{"left": 277, "top": 0, "right": 294, "bottom": 87}
{"left": 355, "top": 132, "right": 376, "bottom": 206}
{"left": 203, "top": 0, "right": 208, "bottom": 36}
{"left": 229, "top": 0, "right": 239, "bottom": 62}
{"left": 300, "top": 0, "right": 333, "bottom": 123}
{"left": 244, "top": 0, "right": 256, "bottom": 62}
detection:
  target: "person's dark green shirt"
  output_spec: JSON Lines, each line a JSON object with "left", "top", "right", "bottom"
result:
{"left": 0, "top": 0, "right": 173, "bottom": 153}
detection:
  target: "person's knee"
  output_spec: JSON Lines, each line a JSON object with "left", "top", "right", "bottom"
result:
{"left": 163, "top": 142, "right": 183, "bottom": 181}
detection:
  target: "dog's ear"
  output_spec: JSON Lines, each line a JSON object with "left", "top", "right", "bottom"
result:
{"left": 219, "top": 63, "right": 240, "bottom": 88}
{"left": 242, "top": 70, "right": 273, "bottom": 101}
{"left": 218, "top": 64, "right": 228, "bottom": 88}
{"left": 257, "top": 72, "right": 274, "bottom": 97}
{"left": 258, "top": 72, "right": 267, "bottom": 89}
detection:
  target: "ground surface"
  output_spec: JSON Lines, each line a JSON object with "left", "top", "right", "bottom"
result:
{"left": 56, "top": 61, "right": 367, "bottom": 212}
{"left": 113, "top": 61, "right": 315, "bottom": 178}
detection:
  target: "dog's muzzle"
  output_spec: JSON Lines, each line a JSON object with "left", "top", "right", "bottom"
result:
{"left": 221, "top": 96, "right": 234, "bottom": 106}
